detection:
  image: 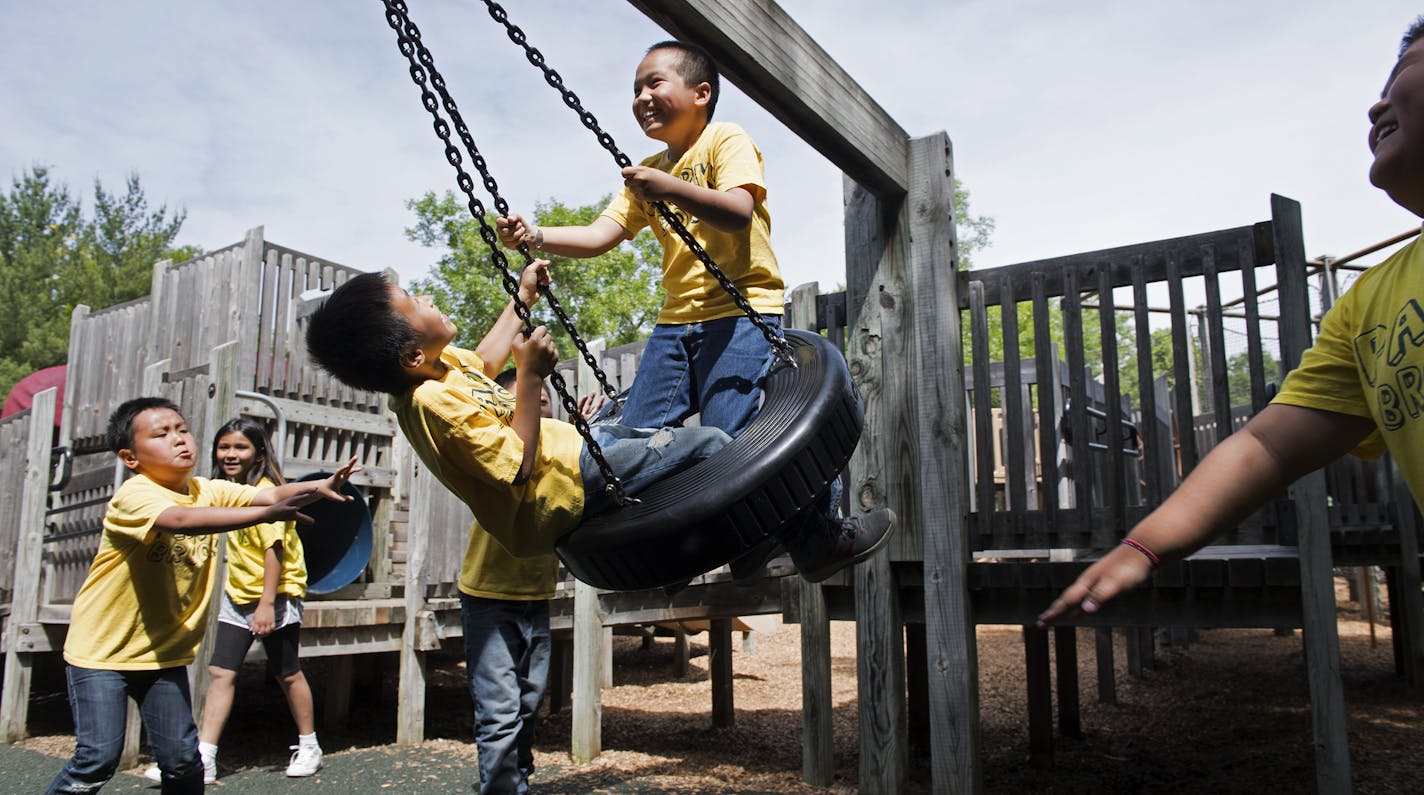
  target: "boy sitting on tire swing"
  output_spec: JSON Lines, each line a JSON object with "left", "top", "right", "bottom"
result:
{"left": 303, "top": 260, "right": 893, "bottom": 584}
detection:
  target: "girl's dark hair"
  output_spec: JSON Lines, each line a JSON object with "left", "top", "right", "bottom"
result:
{"left": 210, "top": 417, "right": 285, "bottom": 486}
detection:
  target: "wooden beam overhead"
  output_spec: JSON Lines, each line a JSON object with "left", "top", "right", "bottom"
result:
{"left": 626, "top": 0, "right": 910, "bottom": 197}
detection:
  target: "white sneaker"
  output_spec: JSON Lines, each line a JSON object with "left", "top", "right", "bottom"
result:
{"left": 143, "top": 757, "right": 216, "bottom": 785}
{"left": 286, "top": 744, "right": 323, "bottom": 777}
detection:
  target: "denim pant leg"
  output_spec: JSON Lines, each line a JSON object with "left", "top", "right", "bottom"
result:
{"left": 47, "top": 666, "right": 129, "bottom": 794}
{"left": 514, "top": 603, "right": 551, "bottom": 787}
{"left": 462, "top": 594, "right": 551, "bottom": 795}
{"left": 139, "top": 668, "right": 203, "bottom": 794}
{"left": 580, "top": 424, "right": 731, "bottom": 517}
{"left": 618, "top": 323, "right": 695, "bottom": 429}
{"left": 691, "top": 315, "right": 780, "bottom": 438}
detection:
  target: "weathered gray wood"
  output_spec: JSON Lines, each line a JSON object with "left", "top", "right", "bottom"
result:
{"left": 189, "top": 342, "right": 240, "bottom": 724}
{"left": 0, "top": 389, "right": 57, "bottom": 741}
{"left": 625, "top": 0, "right": 908, "bottom": 197}
{"left": 791, "top": 277, "right": 834, "bottom": 788}
{"left": 571, "top": 579, "right": 604, "bottom": 761}
{"left": 398, "top": 458, "right": 433, "bottom": 745}
{"left": 1095, "top": 628, "right": 1117, "bottom": 704}
{"left": 324, "top": 654, "right": 354, "bottom": 727}
{"left": 1273, "top": 193, "right": 1352, "bottom": 794}
{"left": 1023, "top": 625, "right": 1053, "bottom": 769}
{"left": 1053, "top": 626, "right": 1081, "bottom": 739}
{"left": 905, "top": 135, "right": 977, "bottom": 795}
{"left": 709, "top": 618, "right": 734, "bottom": 728}
{"left": 857, "top": 553, "right": 906, "bottom": 795}
{"left": 1391, "top": 477, "right": 1424, "bottom": 692}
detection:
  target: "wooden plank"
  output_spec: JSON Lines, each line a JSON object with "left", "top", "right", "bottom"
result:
{"left": 0, "top": 390, "right": 57, "bottom": 741}
{"left": 1023, "top": 625, "right": 1053, "bottom": 768}
{"left": 1053, "top": 626, "right": 1081, "bottom": 739}
{"left": 571, "top": 579, "right": 604, "bottom": 761}
{"left": 857, "top": 553, "right": 905, "bottom": 795}
{"left": 1061, "top": 266, "right": 1094, "bottom": 546}
{"left": 1095, "top": 627, "right": 1117, "bottom": 704}
{"left": 1166, "top": 253, "right": 1199, "bottom": 476}
{"left": 903, "top": 135, "right": 978, "bottom": 794}
{"left": 398, "top": 456, "right": 433, "bottom": 745}
{"left": 1096, "top": 264, "right": 1126, "bottom": 550}
{"left": 626, "top": 0, "right": 908, "bottom": 196}
{"left": 1272, "top": 194, "right": 1351, "bottom": 793}
{"left": 709, "top": 618, "right": 734, "bottom": 727}
{"left": 1031, "top": 277, "right": 1060, "bottom": 549}
{"left": 235, "top": 228, "right": 264, "bottom": 391}
{"left": 1201, "top": 247, "right": 1233, "bottom": 450}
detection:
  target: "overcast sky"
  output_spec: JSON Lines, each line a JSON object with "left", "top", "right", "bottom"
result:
{"left": 3, "top": 1, "right": 1421, "bottom": 298}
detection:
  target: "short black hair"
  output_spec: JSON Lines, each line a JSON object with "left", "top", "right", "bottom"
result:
{"left": 107, "top": 397, "right": 183, "bottom": 454}
{"left": 494, "top": 367, "right": 518, "bottom": 390}
{"left": 1403, "top": 16, "right": 1424, "bottom": 57}
{"left": 304, "top": 272, "right": 421, "bottom": 395}
{"left": 648, "top": 40, "right": 720, "bottom": 121}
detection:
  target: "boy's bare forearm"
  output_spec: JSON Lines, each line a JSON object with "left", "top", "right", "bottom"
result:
{"left": 153, "top": 505, "right": 279, "bottom": 535}
{"left": 1131, "top": 404, "right": 1373, "bottom": 561}
{"left": 535, "top": 217, "right": 624, "bottom": 258}
{"left": 510, "top": 371, "right": 544, "bottom": 484}
{"left": 661, "top": 183, "right": 753, "bottom": 232}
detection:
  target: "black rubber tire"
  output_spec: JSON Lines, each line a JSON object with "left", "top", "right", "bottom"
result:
{"left": 555, "top": 328, "right": 863, "bottom": 591}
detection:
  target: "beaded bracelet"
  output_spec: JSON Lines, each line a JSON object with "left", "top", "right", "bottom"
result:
{"left": 1120, "top": 537, "right": 1160, "bottom": 567}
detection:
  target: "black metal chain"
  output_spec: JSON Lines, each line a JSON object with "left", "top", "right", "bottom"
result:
{"left": 382, "top": 0, "right": 633, "bottom": 505}
{"left": 478, "top": 0, "right": 794, "bottom": 364}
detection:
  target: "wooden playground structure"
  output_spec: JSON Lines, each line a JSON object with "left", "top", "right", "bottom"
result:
{"left": 3, "top": 2, "right": 1424, "bottom": 794}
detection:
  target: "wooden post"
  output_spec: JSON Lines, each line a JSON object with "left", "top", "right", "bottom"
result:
{"left": 673, "top": 629, "right": 691, "bottom": 679}
{"left": 1273, "top": 194, "right": 1352, "bottom": 793}
{"left": 1053, "top": 627, "right": 1081, "bottom": 739}
{"left": 1023, "top": 626, "right": 1053, "bottom": 769}
{"left": 0, "top": 388, "right": 57, "bottom": 742}
{"left": 398, "top": 458, "right": 433, "bottom": 744}
{"left": 709, "top": 618, "right": 734, "bottom": 727}
{"left": 1389, "top": 475, "right": 1424, "bottom": 693}
{"left": 325, "top": 655, "right": 354, "bottom": 727}
{"left": 1095, "top": 628, "right": 1117, "bottom": 705}
{"left": 571, "top": 579, "right": 604, "bottom": 761}
{"left": 787, "top": 283, "right": 834, "bottom": 787}
{"left": 188, "top": 341, "right": 239, "bottom": 724}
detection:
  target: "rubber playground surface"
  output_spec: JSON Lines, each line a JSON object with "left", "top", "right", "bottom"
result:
{"left": 0, "top": 741, "right": 791, "bottom": 794}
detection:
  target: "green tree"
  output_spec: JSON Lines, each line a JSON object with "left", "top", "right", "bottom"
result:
{"left": 404, "top": 192, "right": 663, "bottom": 361}
{"left": 0, "top": 165, "right": 197, "bottom": 399}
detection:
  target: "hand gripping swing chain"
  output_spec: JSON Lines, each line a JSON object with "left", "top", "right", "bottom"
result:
{"left": 478, "top": 0, "right": 796, "bottom": 366}
{"left": 382, "top": 0, "right": 634, "bottom": 505}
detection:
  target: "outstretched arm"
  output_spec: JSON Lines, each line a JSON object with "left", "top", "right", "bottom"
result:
{"left": 1036, "top": 403, "right": 1376, "bottom": 627}
{"left": 496, "top": 213, "right": 626, "bottom": 258}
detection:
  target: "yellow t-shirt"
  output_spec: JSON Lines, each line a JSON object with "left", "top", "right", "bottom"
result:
{"left": 391, "top": 345, "right": 585, "bottom": 559}
{"left": 459, "top": 526, "right": 559, "bottom": 600}
{"left": 224, "top": 477, "right": 307, "bottom": 604}
{"left": 1273, "top": 232, "right": 1424, "bottom": 505}
{"left": 64, "top": 473, "right": 261, "bottom": 670}
{"left": 602, "top": 121, "right": 785, "bottom": 324}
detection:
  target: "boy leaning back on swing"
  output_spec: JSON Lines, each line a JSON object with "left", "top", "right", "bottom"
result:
{"left": 303, "top": 260, "right": 890, "bottom": 583}
{"left": 1038, "top": 16, "right": 1424, "bottom": 627}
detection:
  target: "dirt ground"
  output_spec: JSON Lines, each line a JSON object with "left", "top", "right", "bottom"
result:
{"left": 15, "top": 574, "right": 1422, "bottom": 793}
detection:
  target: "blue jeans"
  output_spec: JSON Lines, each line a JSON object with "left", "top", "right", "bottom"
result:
{"left": 618, "top": 315, "right": 781, "bottom": 438}
{"left": 579, "top": 424, "right": 731, "bottom": 517}
{"left": 47, "top": 665, "right": 202, "bottom": 794}
{"left": 461, "top": 594, "right": 551, "bottom": 795}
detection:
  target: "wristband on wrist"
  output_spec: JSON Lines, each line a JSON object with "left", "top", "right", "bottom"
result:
{"left": 1120, "top": 537, "right": 1161, "bottom": 567}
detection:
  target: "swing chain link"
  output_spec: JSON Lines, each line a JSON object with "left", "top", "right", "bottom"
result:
{"left": 382, "top": 0, "right": 635, "bottom": 506}
{"left": 479, "top": 0, "right": 796, "bottom": 367}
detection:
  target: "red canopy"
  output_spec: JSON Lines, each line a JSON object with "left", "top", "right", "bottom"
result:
{"left": 2, "top": 364, "right": 65, "bottom": 429}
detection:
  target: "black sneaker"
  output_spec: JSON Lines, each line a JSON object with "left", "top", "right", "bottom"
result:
{"left": 788, "top": 508, "right": 896, "bottom": 583}
{"left": 728, "top": 536, "right": 782, "bottom": 584}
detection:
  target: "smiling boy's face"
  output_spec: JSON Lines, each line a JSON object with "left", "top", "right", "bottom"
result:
{"left": 120, "top": 407, "right": 196, "bottom": 487}
{"left": 1370, "top": 37, "right": 1424, "bottom": 215}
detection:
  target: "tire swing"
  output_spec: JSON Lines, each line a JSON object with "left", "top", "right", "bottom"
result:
{"left": 381, "top": 1, "right": 864, "bottom": 591}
